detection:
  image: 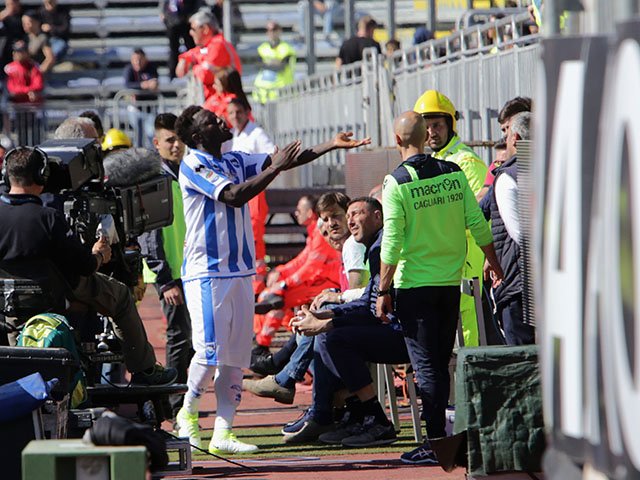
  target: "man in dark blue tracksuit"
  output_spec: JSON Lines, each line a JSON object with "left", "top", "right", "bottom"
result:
{"left": 289, "top": 196, "right": 410, "bottom": 447}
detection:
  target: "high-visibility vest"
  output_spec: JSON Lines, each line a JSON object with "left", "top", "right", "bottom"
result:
{"left": 253, "top": 41, "right": 296, "bottom": 103}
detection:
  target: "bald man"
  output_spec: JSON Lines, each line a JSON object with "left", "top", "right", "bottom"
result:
{"left": 376, "top": 111, "right": 503, "bottom": 464}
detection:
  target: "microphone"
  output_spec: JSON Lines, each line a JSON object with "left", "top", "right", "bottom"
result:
{"left": 103, "top": 148, "right": 164, "bottom": 187}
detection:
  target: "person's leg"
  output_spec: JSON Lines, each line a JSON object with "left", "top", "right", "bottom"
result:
{"left": 498, "top": 294, "right": 535, "bottom": 345}
{"left": 72, "top": 273, "right": 156, "bottom": 372}
{"left": 276, "top": 333, "right": 314, "bottom": 386}
{"left": 322, "top": 0, "right": 337, "bottom": 35}
{"left": 158, "top": 280, "right": 194, "bottom": 416}
{"left": 166, "top": 23, "right": 181, "bottom": 79}
{"left": 49, "top": 37, "right": 68, "bottom": 61}
{"left": 459, "top": 238, "right": 484, "bottom": 346}
{"left": 177, "top": 278, "right": 218, "bottom": 449}
{"left": 397, "top": 286, "right": 459, "bottom": 440}
{"left": 271, "top": 332, "right": 298, "bottom": 368}
{"left": 208, "top": 277, "right": 257, "bottom": 452}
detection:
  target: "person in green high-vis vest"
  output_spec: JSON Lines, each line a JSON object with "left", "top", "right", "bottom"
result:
{"left": 139, "top": 113, "right": 193, "bottom": 419}
{"left": 413, "top": 90, "right": 488, "bottom": 347}
{"left": 252, "top": 21, "right": 296, "bottom": 104}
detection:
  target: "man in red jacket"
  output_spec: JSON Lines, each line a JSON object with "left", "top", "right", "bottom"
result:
{"left": 175, "top": 10, "right": 241, "bottom": 101}
{"left": 4, "top": 40, "right": 43, "bottom": 104}
{"left": 254, "top": 195, "right": 342, "bottom": 347}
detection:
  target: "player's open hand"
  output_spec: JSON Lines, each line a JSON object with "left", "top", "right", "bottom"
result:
{"left": 333, "top": 132, "right": 371, "bottom": 150}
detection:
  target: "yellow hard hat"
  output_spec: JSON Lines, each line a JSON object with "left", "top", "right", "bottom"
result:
{"left": 102, "top": 128, "right": 132, "bottom": 151}
{"left": 413, "top": 90, "right": 459, "bottom": 132}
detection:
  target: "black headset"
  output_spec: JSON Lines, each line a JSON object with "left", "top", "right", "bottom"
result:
{"left": 1, "top": 146, "right": 50, "bottom": 187}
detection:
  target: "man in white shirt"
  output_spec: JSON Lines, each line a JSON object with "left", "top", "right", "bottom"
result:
{"left": 487, "top": 111, "right": 534, "bottom": 345}
{"left": 222, "top": 98, "right": 275, "bottom": 293}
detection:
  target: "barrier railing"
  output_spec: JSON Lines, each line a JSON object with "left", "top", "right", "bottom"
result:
{"left": 256, "top": 12, "right": 540, "bottom": 186}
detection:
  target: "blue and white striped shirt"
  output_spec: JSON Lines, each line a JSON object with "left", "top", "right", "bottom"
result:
{"left": 179, "top": 148, "right": 269, "bottom": 281}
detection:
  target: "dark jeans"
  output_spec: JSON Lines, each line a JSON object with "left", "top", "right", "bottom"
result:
{"left": 166, "top": 21, "right": 195, "bottom": 79}
{"left": 309, "top": 331, "right": 341, "bottom": 424}
{"left": 155, "top": 280, "right": 193, "bottom": 415}
{"left": 497, "top": 293, "right": 535, "bottom": 346}
{"left": 322, "top": 321, "right": 409, "bottom": 393}
{"left": 396, "top": 285, "right": 460, "bottom": 439}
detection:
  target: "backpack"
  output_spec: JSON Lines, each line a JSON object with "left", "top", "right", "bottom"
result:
{"left": 17, "top": 313, "right": 88, "bottom": 408}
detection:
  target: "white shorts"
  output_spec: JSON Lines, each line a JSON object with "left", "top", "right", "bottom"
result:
{"left": 183, "top": 276, "right": 254, "bottom": 368}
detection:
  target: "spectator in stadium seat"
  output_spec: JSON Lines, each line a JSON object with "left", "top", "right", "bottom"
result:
{"left": 160, "top": 0, "right": 202, "bottom": 80}
{"left": 21, "top": 10, "right": 55, "bottom": 75}
{"left": 336, "top": 15, "right": 381, "bottom": 68}
{"left": 0, "top": 135, "right": 16, "bottom": 174}
{"left": 296, "top": 0, "right": 340, "bottom": 42}
{"left": 124, "top": 48, "right": 159, "bottom": 93}
{"left": 175, "top": 10, "right": 242, "bottom": 101}
{"left": 384, "top": 38, "right": 401, "bottom": 58}
{"left": 4, "top": 40, "right": 43, "bottom": 104}
{"left": 0, "top": 0, "right": 24, "bottom": 76}
{"left": 38, "top": 0, "right": 70, "bottom": 61}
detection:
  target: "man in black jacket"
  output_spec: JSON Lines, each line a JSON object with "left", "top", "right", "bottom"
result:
{"left": 0, "top": 146, "right": 177, "bottom": 385}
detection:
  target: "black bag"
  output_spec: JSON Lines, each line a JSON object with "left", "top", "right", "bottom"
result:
{"left": 0, "top": 259, "right": 69, "bottom": 320}
{"left": 88, "top": 412, "right": 168, "bottom": 471}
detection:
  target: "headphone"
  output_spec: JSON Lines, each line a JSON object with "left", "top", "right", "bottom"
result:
{"left": 1, "top": 146, "right": 50, "bottom": 187}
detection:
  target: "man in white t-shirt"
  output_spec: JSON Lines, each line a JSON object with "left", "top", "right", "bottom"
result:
{"left": 222, "top": 98, "right": 275, "bottom": 293}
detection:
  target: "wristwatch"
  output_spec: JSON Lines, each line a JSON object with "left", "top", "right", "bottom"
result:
{"left": 377, "top": 288, "right": 391, "bottom": 296}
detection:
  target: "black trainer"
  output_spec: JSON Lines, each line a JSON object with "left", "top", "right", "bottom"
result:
{"left": 400, "top": 444, "right": 439, "bottom": 465}
{"left": 250, "top": 353, "right": 278, "bottom": 376}
{"left": 318, "top": 411, "right": 363, "bottom": 445}
{"left": 341, "top": 416, "right": 397, "bottom": 447}
{"left": 131, "top": 364, "right": 178, "bottom": 386}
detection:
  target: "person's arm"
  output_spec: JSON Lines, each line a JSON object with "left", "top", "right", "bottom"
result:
{"left": 138, "top": 229, "right": 175, "bottom": 290}
{"left": 457, "top": 153, "right": 488, "bottom": 196}
{"left": 281, "top": 132, "right": 370, "bottom": 171}
{"left": 376, "top": 175, "right": 404, "bottom": 321}
{"left": 124, "top": 65, "right": 140, "bottom": 89}
{"left": 50, "top": 211, "right": 103, "bottom": 276}
{"left": 39, "top": 44, "right": 56, "bottom": 74}
{"left": 494, "top": 173, "right": 520, "bottom": 244}
{"left": 28, "top": 66, "right": 44, "bottom": 93}
{"left": 218, "top": 141, "right": 301, "bottom": 207}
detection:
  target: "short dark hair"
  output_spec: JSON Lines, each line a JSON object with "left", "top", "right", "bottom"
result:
{"left": 4, "top": 147, "right": 46, "bottom": 186}
{"left": 348, "top": 196, "right": 383, "bottom": 217}
{"left": 23, "top": 10, "right": 41, "bottom": 21}
{"left": 133, "top": 48, "right": 146, "bottom": 56}
{"left": 498, "top": 96, "right": 532, "bottom": 124}
{"left": 154, "top": 113, "right": 178, "bottom": 132}
{"left": 175, "top": 105, "right": 204, "bottom": 148}
{"left": 79, "top": 110, "right": 104, "bottom": 138}
{"left": 228, "top": 97, "right": 248, "bottom": 111}
{"left": 317, "top": 192, "right": 350, "bottom": 215}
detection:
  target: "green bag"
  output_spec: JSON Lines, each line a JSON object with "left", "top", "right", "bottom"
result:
{"left": 17, "top": 313, "right": 88, "bottom": 408}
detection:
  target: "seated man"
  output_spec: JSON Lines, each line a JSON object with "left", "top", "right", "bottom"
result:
{"left": 244, "top": 192, "right": 368, "bottom": 404}
{"left": 284, "top": 197, "right": 410, "bottom": 445}
{"left": 253, "top": 194, "right": 342, "bottom": 347}
{"left": 0, "top": 146, "right": 177, "bottom": 386}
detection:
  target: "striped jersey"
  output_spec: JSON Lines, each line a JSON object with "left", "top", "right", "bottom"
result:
{"left": 179, "top": 148, "right": 269, "bottom": 281}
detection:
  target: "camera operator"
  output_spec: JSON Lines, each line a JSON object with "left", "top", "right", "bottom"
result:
{"left": 0, "top": 146, "right": 177, "bottom": 386}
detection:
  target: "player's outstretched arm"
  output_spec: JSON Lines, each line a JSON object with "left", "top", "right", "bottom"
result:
{"left": 218, "top": 141, "right": 301, "bottom": 208}
{"left": 283, "top": 132, "right": 371, "bottom": 170}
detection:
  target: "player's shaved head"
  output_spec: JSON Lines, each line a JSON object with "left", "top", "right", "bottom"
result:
{"left": 393, "top": 111, "right": 427, "bottom": 148}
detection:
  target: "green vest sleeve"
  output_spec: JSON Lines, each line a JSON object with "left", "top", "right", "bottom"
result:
{"left": 381, "top": 174, "right": 405, "bottom": 266}
{"left": 463, "top": 177, "right": 493, "bottom": 247}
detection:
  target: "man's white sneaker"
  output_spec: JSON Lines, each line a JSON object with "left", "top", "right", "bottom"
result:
{"left": 176, "top": 407, "right": 201, "bottom": 451}
{"left": 209, "top": 430, "right": 258, "bottom": 454}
